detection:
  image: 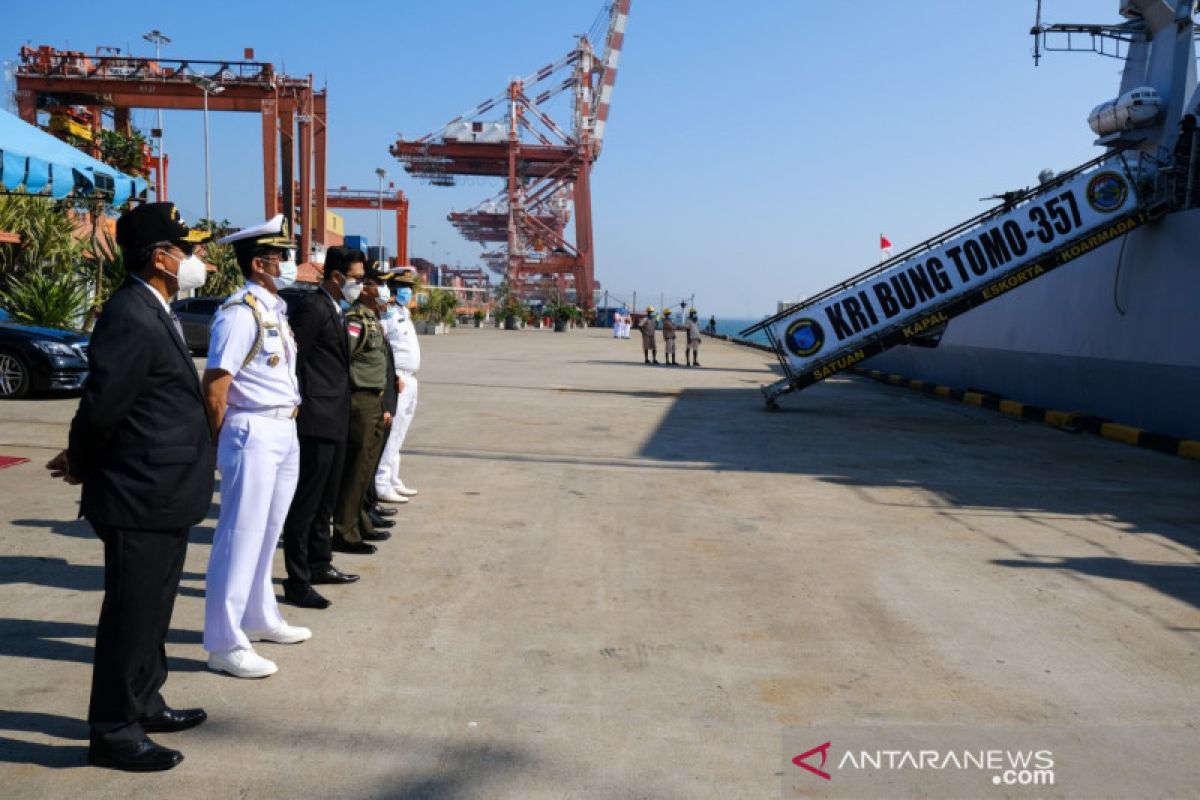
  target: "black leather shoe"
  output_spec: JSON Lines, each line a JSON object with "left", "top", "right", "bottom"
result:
{"left": 331, "top": 537, "right": 377, "bottom": 555}
{"left": 368, "top": 515, "right": 395, "bottom": 529}
{"left": 311, "top": 566, "right": 359, "bottom": 585}
{"left": 373, "top": 505, "right": 398, "bottom": 517}
{"left": 88, "top": 735, "right": 183, "bottom": 772}
{"left": 140, "top": 707, "right": 207, "bottom": 734}
{"left": 283, "top": 585, "right": 332, "bottom": 609}
{"left": 363, "top": 528, "right": 392, "bottom": 542}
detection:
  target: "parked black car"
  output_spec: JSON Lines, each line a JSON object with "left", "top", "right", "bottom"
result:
{"left": 171, "top": 295, "right": 225, "bottom": 354}
{"left": 171, "top": 287, "right": 317, "bottom": 354}
{"left": 0, "top": 320, "right": 90, "bottom": 399}
{"left": 279, "top": 285, "right": 317, "bottom": 315}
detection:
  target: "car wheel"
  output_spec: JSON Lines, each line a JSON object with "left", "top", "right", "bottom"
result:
{"left": 0, "top": 349, "right": 32, "bottom": 399}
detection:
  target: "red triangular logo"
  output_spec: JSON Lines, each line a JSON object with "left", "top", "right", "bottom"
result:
{"left": 792, "top": 741, "right": 832, "bottom": 781}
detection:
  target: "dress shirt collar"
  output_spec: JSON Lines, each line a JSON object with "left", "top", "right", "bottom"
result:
{"left": 130, "top": 274, "right": 172, "bottom": 314}
{"left": 245, "top": 280, "right": 287, "bottom": 314}
{"left": 319, "top": 286, "right": 341, "bottom": 314}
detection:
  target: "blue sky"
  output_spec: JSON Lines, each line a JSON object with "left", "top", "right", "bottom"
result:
{"left": 7, "top": 1, "right": 1127, "bottom": 316}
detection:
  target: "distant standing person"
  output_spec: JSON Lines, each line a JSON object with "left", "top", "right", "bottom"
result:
{"left": 685, "top": 309, "right": 702, "bottom": 367}
{"left": 638, "top": 306, "right": 658, "bottom": 365}
{"left": 620, "top": 307, "right": 631, "bottom": 339}
{"left": 48, "top": 202, "right": 214, "bottom": 772}
{"left": 662, "top": 308, "right": 678, "bottom": 366}
{"left": 706, "top": 315, "right": 717, "bottom": 335}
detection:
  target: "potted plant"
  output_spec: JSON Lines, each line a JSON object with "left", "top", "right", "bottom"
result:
{"left": 492, "top": 281, "right": 524, "bottom": 330}
{"left": 414, "top": 288, "right": 452, "bottom": 334}
{"left": 424, "top": 288, "right": 458, "bottom": 334}
{"left": 473, "top": 309, "right": 486, "bottom": 328}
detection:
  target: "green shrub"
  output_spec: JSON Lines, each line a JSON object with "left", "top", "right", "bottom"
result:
{"left": 0, "top": 196, "right": 86, "bottom": 288}
{"left": 0, "top": 267, "right": 90, "bottom": 329}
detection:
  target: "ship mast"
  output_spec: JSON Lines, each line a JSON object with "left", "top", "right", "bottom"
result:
{"left": 1029, "top": 0, "right": 1198, "bottom": 153}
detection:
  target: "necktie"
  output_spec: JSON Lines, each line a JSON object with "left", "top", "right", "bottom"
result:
{"left": 169, "top": 312, "right": 187, "bottom": 344}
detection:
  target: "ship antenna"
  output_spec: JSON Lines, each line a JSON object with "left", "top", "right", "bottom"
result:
{"left": 1032, "top": 0, "right": 1043, "bottom": 66}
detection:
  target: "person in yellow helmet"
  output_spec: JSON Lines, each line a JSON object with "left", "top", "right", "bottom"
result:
{"left": 637, "top": 306, "right": 658, "bottom": 364}
{"left": 661, "top": 308, "right": 678, "bottom": 366}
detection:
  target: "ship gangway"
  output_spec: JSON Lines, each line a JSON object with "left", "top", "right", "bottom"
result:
{"left": 741, "top": 147, "right": 1186, "bottom": 408}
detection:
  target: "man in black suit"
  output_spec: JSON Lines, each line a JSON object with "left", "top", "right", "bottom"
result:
{"left": 280, "top": 246, "right": 366, "bottom": 609}
{"left": 47, "top": 202, "right": 215, "bottom": 772}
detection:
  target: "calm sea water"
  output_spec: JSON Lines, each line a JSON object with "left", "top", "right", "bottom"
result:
{"left": 712, "top": 318, "right": 772, "bottom": 346}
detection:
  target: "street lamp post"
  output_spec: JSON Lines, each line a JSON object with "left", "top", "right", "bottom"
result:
{"left": 143, "top": 30, "right": 170, "bottom": 199}
{"left": 374, "top": 168, "right": 386, "bottom": 262}
{"left": 192, "top": 76, "right": 224, "bottom": 223}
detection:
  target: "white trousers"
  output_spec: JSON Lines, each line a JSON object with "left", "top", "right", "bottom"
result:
{"left": 375, "top": 373, "right": 419, "bottom": 492}
{"left": 204, "top": 411, "right": 300, "bottom": 654}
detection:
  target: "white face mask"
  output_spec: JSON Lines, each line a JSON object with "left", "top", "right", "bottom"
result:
{"left": 341, "top": 279, "right": 363, "bottom": 305}
{"left": 376, "top": 285, "right": 391, "bottom": 302}
{"left": 163, "top": 249, "right": 208, "bottom": 292}
{"left": 271, "top": 256, "right": 298, "bottom": 291}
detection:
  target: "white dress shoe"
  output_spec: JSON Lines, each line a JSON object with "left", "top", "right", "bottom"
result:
{"left": 246, "top": 623, "right": 312, "bottom": 644}
{"left": 207, "top": 648, "right": 278, "bottom": 679}
{"left": 393, "top": 481, "right": 418, "bottom": 497}
{"left": 377, "top": 488, "right": 410, "bottom": 504}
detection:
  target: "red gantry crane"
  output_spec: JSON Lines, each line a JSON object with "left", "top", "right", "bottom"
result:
{"left": 389, "top": 0, "right": 630, "bottom": 309}
{"left": 282, "top": 185, "right": 411, "bottom": 266}
{"left": 15, "top": 45, "right": 329, "bottom": 259}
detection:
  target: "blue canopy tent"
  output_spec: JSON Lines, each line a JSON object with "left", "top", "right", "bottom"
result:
{"left": 0, "top": 108, "right": 147, "bottom": 204}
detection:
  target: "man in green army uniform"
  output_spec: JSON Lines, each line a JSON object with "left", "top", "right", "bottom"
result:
{"left": 331, "top": 264, "right": 395, "bottom": 554}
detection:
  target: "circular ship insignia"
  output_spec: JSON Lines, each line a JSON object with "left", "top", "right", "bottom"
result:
{"left": 784, "top": 318, "right": 824, "bottom": 358}
{"left": 1086, "top": 172, "right": 1128, "bottom": 213}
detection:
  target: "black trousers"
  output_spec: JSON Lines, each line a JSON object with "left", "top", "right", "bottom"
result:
{"left": 88, "top": 523, "right": 188, "bottom": 744}
{"left": 282, "top": 435, "right": 343, "bottom": 591}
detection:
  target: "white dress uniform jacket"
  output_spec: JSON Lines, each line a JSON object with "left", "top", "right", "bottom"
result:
{"left": 375, "top": 305, "right": 421, "bottom": 493}
{"left": 203, "top": 282, "right": 303, "bottom": 655}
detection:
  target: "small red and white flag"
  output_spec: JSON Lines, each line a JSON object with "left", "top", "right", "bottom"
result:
{"left": 880, "top": 234, "right": 894, "bottom": 260}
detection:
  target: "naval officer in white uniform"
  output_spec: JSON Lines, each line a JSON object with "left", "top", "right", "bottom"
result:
{"left": 201, "top": 215, "right": 311, "bottom": 679}
{"left": 374, "top": 268, "right": 421, "bottom": 502}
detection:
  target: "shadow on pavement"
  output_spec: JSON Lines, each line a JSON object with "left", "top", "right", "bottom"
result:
{"left": 636, "top": 382, "right": 1200, "bottom": 611}
{"left": 12, "top": 503, "right": 222, "bottom": 547}
{"left": 991, "top": 557, "right": 1200, "bottom": 611}
{"left": 0, "top": 618, "right": 206, "bottom": 671}
{"left": 0, "top": 556, "right": 206, "bottom": 599}
{"left": 362, "top": 743, "right": 533, "bottom": 800}
{"left": 10, "top": 518, "right": 95, "bottom": 540}
{"left": 0, "top": 711, "right": 89, "bottom": 769}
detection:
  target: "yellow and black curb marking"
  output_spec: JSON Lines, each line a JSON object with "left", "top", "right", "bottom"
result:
{"left": 854, "top": 368, "right": 1200, "bottom": 462}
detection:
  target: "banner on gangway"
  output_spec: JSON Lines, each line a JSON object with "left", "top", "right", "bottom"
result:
{"left": 771, "top": 157, "right": 1142, "bottom": 378}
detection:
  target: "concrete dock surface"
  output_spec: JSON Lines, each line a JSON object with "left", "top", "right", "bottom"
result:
{"left": 0, "top": 327, "right": 1197, "bottom": 798}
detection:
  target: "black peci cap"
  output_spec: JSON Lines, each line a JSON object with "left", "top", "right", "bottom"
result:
{"left": 115, "top": 202, "right": 211, "bottom": 251}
